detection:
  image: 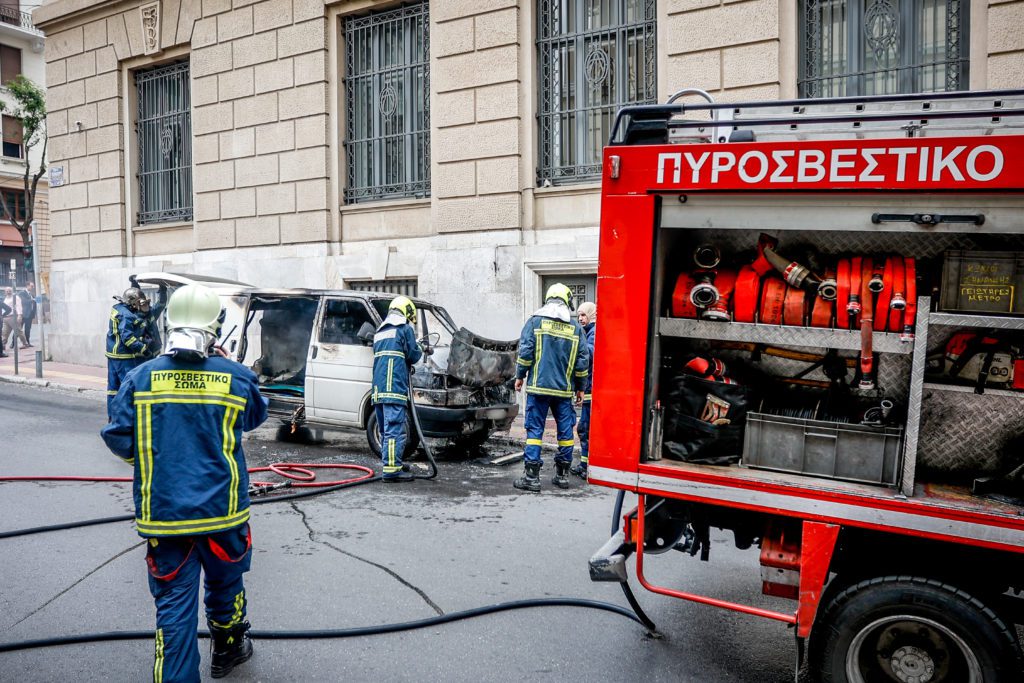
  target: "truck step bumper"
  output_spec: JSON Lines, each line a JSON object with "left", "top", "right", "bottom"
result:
{"left": 589, "top": 530, "right": 634, "bottom": 583}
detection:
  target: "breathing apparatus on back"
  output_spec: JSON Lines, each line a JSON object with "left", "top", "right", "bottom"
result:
{"left": 163, "top": 284, "right": 226, "bottom": 362}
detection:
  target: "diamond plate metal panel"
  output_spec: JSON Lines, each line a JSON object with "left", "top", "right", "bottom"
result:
{"left": 917, "top": 387, "right": 1024, "bottom": 476}
{"left": 660, "top": 318, "right": 912, "bottom": 354}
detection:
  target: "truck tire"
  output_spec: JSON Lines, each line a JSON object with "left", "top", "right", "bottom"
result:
{"left": 810, "top": 575, "right": 1022, "bottom": 683}
{"left": 365, "top": 408, "right": 420, "bottom": 461}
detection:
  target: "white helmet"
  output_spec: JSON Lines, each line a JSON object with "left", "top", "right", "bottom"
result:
{"left": 164, "top": 284, "right": 225, "bottom": 359}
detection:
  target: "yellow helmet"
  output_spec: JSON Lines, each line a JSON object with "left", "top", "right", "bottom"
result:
{"left": 390, "top": 295, "right": 417, "bottom": 324}
{"left": 545, "top": 282, "right": 573, "bottom": 309}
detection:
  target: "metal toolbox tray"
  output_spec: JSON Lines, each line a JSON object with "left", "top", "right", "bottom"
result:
{"left": 742, "top": 412, "right": 903, "bottom": 486}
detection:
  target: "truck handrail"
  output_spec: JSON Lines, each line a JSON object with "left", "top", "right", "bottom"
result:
{"left": 610, "top": 87, "right": 1024, "bottom": 145}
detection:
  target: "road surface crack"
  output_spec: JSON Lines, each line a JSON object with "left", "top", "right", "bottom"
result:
{"left": 6, "top": 540, "right": 145, "bottom": 631}
{"left": 288, "top": 502, "right": 444, "bottom": 616}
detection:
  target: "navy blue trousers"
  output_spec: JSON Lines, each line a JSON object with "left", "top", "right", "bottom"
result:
{"left": 375, "top": 402, "right": 408, "bottom": 476}
{"left": 107, "top": 357, "right": 143, "bottom": 418}
{"left": 146, "top": 525, "right": 252, "bottom": 683}
{"left": 524, "top": 393, "right": 576, "bottom": 465}
{"left": 578, "top": 401, "right": 591, "bottom": 466}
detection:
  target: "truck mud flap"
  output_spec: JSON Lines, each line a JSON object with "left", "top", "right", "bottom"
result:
{"left": 446, "top": 328, "right": 518, "bottom": 387}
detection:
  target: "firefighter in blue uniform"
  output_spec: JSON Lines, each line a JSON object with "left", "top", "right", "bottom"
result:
{"left": 571, "top": 301, "right": 596, "bottom": 480}
{"left": 105, "top": 286, "right": 161, "bottom": 418}
{"left": 101, "top": 284, "right": 268, "bottom": 683}
{"left": 372, "top": 296, "right": 423, "bottom": 482}
{"left": 513, "top": 283, "right": 590, "bottom": 492}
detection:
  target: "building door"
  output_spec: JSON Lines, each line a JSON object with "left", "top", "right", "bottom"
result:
{"left": 541, "top": 275, "right": 596, "bottom": 310}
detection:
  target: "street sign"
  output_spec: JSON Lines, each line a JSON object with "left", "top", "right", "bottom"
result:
{"left": 49, "top": 166, "right": 65, "bottom": 187}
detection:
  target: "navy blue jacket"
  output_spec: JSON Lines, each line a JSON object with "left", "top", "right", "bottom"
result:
{"left": 515, "top": 306, "right": 590, "bottom": 399}
{"left": 372, "top": 313, "right": 423, "bottom": 404}
{"left": 583, "top": 322, "right": 596, "bottom": 401}
{"left": 106, "top": 303, "right": 157, "bottom": 360}
{"left": 100, "top": 354, "right": 268, "bottom": 537}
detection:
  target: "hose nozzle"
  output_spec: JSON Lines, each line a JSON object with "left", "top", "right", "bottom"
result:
{"left": 890, "top": 293, "right": 906, "bottom": 310}
{"left": 868, "top": 272, "right": 884, "bottom": 293}
{"left": 817, "top": 278, "right": 838, "bottom": 301}
{"left": 690, "top": 273, "right": 720, "bottom": 308}
{"left": 693, "top": 244, "right": 721, "bottom": 269}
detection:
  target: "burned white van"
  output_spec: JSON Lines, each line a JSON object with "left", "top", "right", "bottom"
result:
{"left": 236, "top": 289, "right": 519, "bottom": 455}
{"left": 132, "top": 277, "right": 519, "bottom": 454}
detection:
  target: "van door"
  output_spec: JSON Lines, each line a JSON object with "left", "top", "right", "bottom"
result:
{"left": 306, "top": 297, "right": 378, "bottom": 425}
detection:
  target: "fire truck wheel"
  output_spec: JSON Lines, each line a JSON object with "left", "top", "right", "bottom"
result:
{"left": 365, "top": 409, "right": 421, "bottom": 461}
{"left": 810, "top": 576, "right": 1021, "bottom": 683}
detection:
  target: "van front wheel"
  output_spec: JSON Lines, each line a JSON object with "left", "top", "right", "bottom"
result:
{"left": 365, "top": 407, "right": 421, "bottom": 461}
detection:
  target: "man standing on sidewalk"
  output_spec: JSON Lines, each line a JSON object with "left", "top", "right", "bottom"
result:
{"left": 512, "top": 283, "right": 590, "bottom": 492}
{"left": 572, "top": 301, "right": 596, "bottom": 480}
{"left": 0, "top": 296, "right": 9, "bottom": 357}
{"left": 20, "top": 282, "right": 37, "bottom": 345}
{"left": 2, "top": 286, "right": 29, "bottom": 351}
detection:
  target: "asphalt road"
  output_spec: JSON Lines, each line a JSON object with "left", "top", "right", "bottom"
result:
{"left": 0, "top": 382, "right": 795, "bottom": 682}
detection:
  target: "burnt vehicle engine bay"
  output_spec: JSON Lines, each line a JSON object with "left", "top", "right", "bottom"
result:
{"left": 236, "top": 292, "right": 519, "bottom": 446}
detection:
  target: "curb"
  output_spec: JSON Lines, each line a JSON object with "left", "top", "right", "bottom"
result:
{"left": 0, "top": 373, "right": 106, "bottom": 400}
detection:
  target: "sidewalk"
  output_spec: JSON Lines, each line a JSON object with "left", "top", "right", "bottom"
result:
{"left": 0, "top": 348, "right": 107, "bottom": 395}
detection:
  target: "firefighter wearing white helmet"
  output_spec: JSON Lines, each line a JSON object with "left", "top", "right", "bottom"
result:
{"left": 101, "top": 283, "right": 268, "bottom": 682}
{"left": 371, "top": 295, "right": 424, "bottom": 481}
{"left": 513, "top": 283, "right": 590, "bottom": 492}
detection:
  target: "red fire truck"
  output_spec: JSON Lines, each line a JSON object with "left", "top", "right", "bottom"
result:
{"left": 587, "top": 88, "right": 1024, "bottom": 682}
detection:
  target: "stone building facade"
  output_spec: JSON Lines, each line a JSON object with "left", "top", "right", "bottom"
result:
{"left": 32, "top": 0, "right": 1024, "bottom": 364}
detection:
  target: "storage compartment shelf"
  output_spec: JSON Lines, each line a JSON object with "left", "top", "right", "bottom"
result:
{"left": 923, "top": 382, "right": 1024, "bottom": 399}
{"left": 659, "top": 317, "right": 914, "bottom": 354}
{"left": 929, "top": 312, "right": 1024, "bottom": 330}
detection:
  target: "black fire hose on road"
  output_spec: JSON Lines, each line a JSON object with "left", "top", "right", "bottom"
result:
{"left": 612, "top": 489, "right": 661, "bottom": 636}
{"left": 0, "top": 598, "right": 642, "bottom": 653}
{"left": 408, "top": 374, "right": 438, "bottom": 480}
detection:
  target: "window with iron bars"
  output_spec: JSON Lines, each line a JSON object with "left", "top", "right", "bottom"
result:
{"left": 343, "top": 3, "right": 430, "bottom": 204}
{"left": 799, "top": 0, "right": 968, "bottom": 98}
{"left": 135, "top": 60, "right": 193, "bottom": 225}
{"left": 346, "top": 278, "right": 418, "bottom": 297}
{"left": 537, "top": 0, "right": 656, "bottom": 186}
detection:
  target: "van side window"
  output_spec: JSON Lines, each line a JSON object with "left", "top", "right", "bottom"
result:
{"left": 321, "top": 299, "right": 376, "bottom": 345}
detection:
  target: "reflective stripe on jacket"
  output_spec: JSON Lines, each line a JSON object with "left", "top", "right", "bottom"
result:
{"left": 371, "top": 313, "right": 423, "bottom": 404}
{"left": 515, "top": 312, "right": 590, "bottom": 398}
{"left": 100, "top": 355, "right": 269, "bottom": 537}
{"left": 105, "top": 303, "right": 151, "bottom": 360}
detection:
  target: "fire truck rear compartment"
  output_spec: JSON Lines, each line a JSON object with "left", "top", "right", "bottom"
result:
{"left": 647, "top": 200, "right": 1024, "bottom": 512}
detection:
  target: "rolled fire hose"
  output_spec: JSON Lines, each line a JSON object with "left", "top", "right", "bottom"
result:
{"left": 671, "top": 272, "right": 700, "bottom": 318}
{"left": 733, "top": 266, "right": 760, "bottom": 324}
{"left": 873, "top": 257, "right": 894, "bottom": 331}
{"left": 759, "top": 278, "right": 787, "bottom": 326}
{"left": 902, "top": 257, "right": 917, "bottom": 341}
{"left": 848, "top": 256, "right": 863, "bottom": 330}
{"left": 810, "top": 267, "right": 836, "bottom": 328}
{"left": 859, "top": 258, "right": 875, "bottom": 389}
{"left": 783, "top": 285, "right": 806, "bottom": 327}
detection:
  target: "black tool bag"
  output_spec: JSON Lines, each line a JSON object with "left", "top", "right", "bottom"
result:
{"left": 662, "top": 375, "right": 756, "bottom": 465}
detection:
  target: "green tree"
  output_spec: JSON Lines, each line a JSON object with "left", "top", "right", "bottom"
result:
{"left": 0, "top": 75, "right": 47, "bottom": 261}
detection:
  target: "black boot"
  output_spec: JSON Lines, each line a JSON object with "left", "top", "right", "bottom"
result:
{"left": 209, "top": 621, "right": 253, "bottom": 679}
{"left": 569, "top": 461, "right": 588, "bottom": 480}
{"left": 513, "top": 461, "right": 541, "bottom": 492}
{"left": 552, "top": 461, "right": 570, "bottom": 489}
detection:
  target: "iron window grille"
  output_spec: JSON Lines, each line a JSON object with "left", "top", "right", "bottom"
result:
{"left": 347, "top": 278, "right": 419, "bottom": 297}
{"left": 799, "top": 0, "right": 969, "bottom": 98}
{"left": 135, "top": 60, "right": 193, "bottom": 225}
{"left": 343, "top": 3, "right": 430, "bottom": 204}
{"left": 537, "top": 0, "right": 656, "bottom": 186}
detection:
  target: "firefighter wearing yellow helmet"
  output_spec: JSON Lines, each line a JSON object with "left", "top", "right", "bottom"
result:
{"left": 101, "top": 284, "right": 268, "bottom": 682}
{"left": 512, "top": 283, "right": 590, "bottom": 492}
{"left": 371, "top": 295, "right": 424, "bottom": 481}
